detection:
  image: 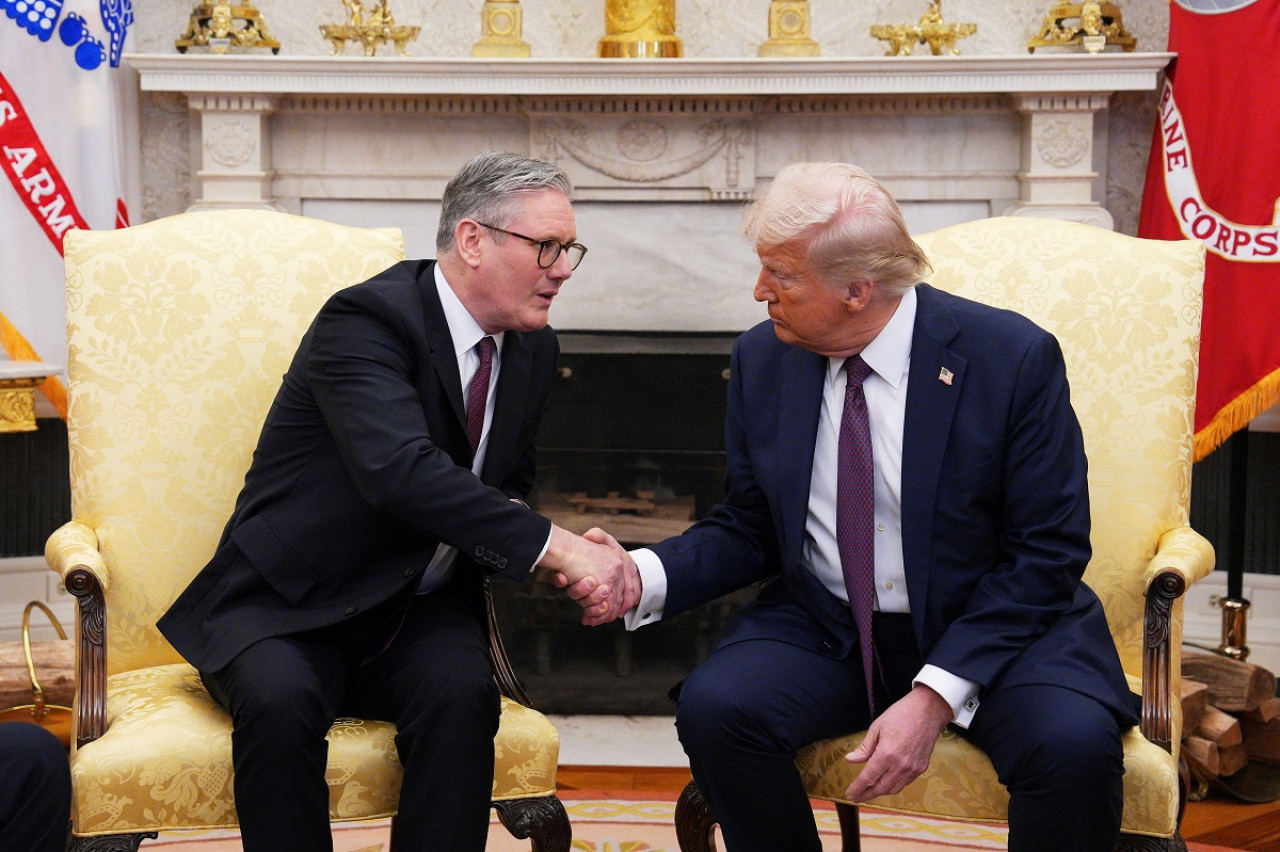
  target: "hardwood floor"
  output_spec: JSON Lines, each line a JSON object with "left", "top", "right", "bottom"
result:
{"left": 556, "top": 765, "right": 1280, "bottom": 850}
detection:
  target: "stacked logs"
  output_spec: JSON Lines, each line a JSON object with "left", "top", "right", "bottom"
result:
{"left": 1182, "top": 651, "right": 1280, "bottom": 779}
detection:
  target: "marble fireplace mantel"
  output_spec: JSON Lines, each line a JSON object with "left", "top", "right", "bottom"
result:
{"left": 128, "top": 53, "right": 1172, "bottom": 331}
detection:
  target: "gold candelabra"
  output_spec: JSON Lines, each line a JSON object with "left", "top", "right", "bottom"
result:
{"left": 598, "top": 0, "right": 682, "bottom": 58}
{"left": 320, "top": 0, "right": 420, "bottom": 56}
{"left": 758, "top": 0, "right": 819, "bottom": 57}
{"left": 1027, "top": 2, "right": 1136, "bottom": 53}
{"left": 871, "top": 0, "right": 976, "bottom": 56}
{"left": 175, "top": 3, "right": 280, "bottom": 54}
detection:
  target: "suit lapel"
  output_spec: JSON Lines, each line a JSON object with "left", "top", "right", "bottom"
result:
{"left": 418, "top": 263, "right": 468, "bottom": 432}
{"left": 901, "top": 284, "right": 965, "bottom": 624}
{"left": 480, "top": 332, "right": 531, "bottom": 485}
{"left": 778, "top": 346, "right": 826, "bottom": 567}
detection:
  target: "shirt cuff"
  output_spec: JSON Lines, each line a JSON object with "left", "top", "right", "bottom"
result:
{"left": 914, "top": 664, "right": 980, "bottom": 729}
{"left": 531, "top": 526, "right": 551, "bottom": 571}
{"left": 623, "top": 548, "right": 667, "bottom": 631}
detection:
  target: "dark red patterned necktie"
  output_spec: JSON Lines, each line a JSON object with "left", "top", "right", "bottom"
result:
{"left": 837, "top": 354, "right": 879, "bottom": 715}
{"left": 466, "top": 336, "right": 495, "bottom": 454}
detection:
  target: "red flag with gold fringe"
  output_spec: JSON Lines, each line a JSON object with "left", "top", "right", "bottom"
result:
{"left": 1138, "top": 0, "right": 1280, "bottom": 461}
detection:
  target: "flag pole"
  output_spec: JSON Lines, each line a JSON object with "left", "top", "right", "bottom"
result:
{"left": 1216, "top": 429, "right": 1250, "bottom": 661}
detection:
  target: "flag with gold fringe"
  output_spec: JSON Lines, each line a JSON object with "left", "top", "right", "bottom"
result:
{"left": 1138, "top": 0, "right": 1280, "bottom": 461}
{"left": 0, "top": 0, "right": 136, "bottom": 419}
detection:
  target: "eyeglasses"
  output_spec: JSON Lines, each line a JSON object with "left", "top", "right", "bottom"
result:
{"left": 476, "top": 222, "right": 588, "bottom": 271}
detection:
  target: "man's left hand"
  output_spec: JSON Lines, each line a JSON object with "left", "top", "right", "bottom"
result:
{"left": 842, "top": 684, "right": 954, "bottom": 802}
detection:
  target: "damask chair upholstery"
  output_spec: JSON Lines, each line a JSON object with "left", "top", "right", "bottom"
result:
{"left": 48, "top": 210, "right": 570, "bottom": 851}
{"left": 675, "top": 216, "right": 1214, "bottom": 852}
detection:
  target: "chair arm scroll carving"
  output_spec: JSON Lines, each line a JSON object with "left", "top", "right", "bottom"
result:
{"left": 46, "top": 521, "right": 110, "bottom": 749}
{"left": 64, "top": 566, "right": 108, "bottom": 749}
{"left": 1140, "top": 527, "right": 1214, "bottom": 753}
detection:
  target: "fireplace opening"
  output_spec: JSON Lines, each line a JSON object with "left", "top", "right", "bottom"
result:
{"left": 490, "top": 332, "right": 756, "bottom": 715}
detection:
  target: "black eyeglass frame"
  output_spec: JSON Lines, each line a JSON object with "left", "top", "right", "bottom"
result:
{"left": 475, "top": 222, "right": 588, "bottom": 271}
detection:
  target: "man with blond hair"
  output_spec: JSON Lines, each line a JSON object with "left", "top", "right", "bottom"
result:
{"left": 587, "top": 162, "right": 1137, "bottom": 852}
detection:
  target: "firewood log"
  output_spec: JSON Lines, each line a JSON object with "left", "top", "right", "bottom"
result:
{"left": 1181, "top": 678, "right": 1210, "bottom": 734}
{"left": 0, "top": 639, "right": 75, "bottom": 709}
{"left": 1193, "top": 705, "right": 1243, "bottom": 748}
{"left": 1244, "top": 696, "right": 1280, "bottom": 724}
{"left": 1182, "top": 651, "right": 1276, "bottom": 713}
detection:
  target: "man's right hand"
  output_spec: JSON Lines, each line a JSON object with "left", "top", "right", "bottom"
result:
{"left": 539, "top": 525, "right": 640, "bottom": 626}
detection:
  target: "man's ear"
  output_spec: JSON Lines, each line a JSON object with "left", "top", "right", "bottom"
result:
{"left": 455, "top": 220, "right": 485, "bottom": 269}
{"left": 843, "top": 278, "right": 874, "bottom": 312}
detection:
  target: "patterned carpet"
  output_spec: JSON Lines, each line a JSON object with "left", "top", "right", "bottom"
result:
{"left": 141, "top": 791, "right": 1014, "bottom": 851}
{"left": 138, "top": 792, "right": 1244, "bottom": 851}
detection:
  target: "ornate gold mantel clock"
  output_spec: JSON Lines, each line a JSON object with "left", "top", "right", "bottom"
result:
{"left": 175, "top": 3, "right": 280, "bottom": 54}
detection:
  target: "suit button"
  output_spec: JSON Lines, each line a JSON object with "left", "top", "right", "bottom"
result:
{"left": 498, "top": 557, "right": 508, "bottom": 569}
{"left": 345, "top": 606, "right": 358, "bottom": 616}
{"left": 404, "top": 567, "right": 416, "bottom": 577}
{"left": 475, "top": 546, "right": 485, "bottom": 557}
{"left": 818, "top": 640, "right": 832, "bottom": 652}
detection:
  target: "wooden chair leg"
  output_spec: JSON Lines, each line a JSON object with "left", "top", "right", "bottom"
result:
{"left": 836, "top": 802, "right": 862, "bottom": 852}
{"left": 1114, "top": 832, "right": 1188, "bottom": 852}
{"left": 675, "top": 779, "right": 718, "bottom": 851}
{"left": 493, "top": 794, "right": 572, "bottom": 852}
{"left": 67, "top": 831, "right": 157, "bottom": 851}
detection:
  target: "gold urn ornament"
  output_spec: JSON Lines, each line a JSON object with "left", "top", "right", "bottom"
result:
{"left": 320, "top": 0, "right": 420, "bottom": 56}
{"left": 598, "top": 0, "right": 683, "bottom": 58}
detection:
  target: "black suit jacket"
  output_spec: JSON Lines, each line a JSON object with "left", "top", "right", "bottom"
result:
{"left": 159, "top": 260, "right": 558, "bottom": 673}
{"left": 651, "top": 283, "right": 1136, "bottom": 723}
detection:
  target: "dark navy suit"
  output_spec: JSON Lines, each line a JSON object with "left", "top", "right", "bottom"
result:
{"left": 158, "top": 260, "right": 558, "bottom": 852}
{"left": 653, "top": 283, "right": 1137, "bottom": 852}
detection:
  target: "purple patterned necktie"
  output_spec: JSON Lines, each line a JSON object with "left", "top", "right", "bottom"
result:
{"left": 837, "top": 354, "right": 879, "bottom": 716}
{"left": 466, "top": 336, "right": 495, "bottom": 454}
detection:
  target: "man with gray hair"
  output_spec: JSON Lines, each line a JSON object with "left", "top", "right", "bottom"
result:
{"left": 159, "top": 150, "right": 635, "bottom": 852}
{"left": 585, "top": 162, "right": 1138, "bottom": 851}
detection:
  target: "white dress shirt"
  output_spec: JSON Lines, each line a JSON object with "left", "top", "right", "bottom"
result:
{"left": 626, "top": 287, "right": 979, "bottom": 726}
{"left": 416, "top": 265, "right": 507, "bottom": 594}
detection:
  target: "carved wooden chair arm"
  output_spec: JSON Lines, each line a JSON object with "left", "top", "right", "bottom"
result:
{"left": 1140, "top": 526, "right": 1215, "bottom": 752}
{"left": 47, "top": 521, "right": 111, "bottom": 750}
{"left": 485, "top": 576, "right": 533, "bottom": 707}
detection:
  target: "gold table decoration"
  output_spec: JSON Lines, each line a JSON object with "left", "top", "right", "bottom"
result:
{"left": 472, "top": 0, "right": 531, "bottom": 57}
{"left": 320, "top": 0, "right": 420, "bottom": 57}
{"left": 759, "top": 0, "right": 819, "bottom": 57}
{"left": 1028, "top": 2, "right": 1136, "bottom": 53}
{"left": 0, "top": 361, "right": 58, "bottom": 433}
{"left": 176, "top": 3, "right": 280, "bottom": 54}
{"left": 598, "top": 0, "right": 682, "bottom": 58}
{"left": 871, "top": 1, "right": 976, "bottom": 56}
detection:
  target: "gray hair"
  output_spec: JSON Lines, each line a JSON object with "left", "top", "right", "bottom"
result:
{"left": 743, "top": 162, "right": 930, "bottom": 298}
{"left": 436, "top": 151, "right": 574, "bottom": 251}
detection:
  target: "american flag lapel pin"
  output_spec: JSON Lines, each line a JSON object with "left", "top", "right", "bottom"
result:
{"left": 938, "top": 367, "right": 954, "bottom": 386}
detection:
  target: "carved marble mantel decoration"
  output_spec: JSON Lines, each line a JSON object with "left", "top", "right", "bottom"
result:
{"left": 128, "top": 53, "right": 1171, "bottom": 331}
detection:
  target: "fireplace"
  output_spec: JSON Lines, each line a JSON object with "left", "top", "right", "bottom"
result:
{"left": 490, "top": 332, "right": 753, "bottom": 715}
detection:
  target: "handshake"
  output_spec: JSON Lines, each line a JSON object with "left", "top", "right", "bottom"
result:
{"left": 538, "top": 525, "right": 641, "bottom": 627}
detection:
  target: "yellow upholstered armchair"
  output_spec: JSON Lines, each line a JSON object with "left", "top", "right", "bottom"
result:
{"left": 675, "top": 216, "right": 1214, "bottom": 852}
{"left": 49, "top": 210, "right": 570, "bottom": 851}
